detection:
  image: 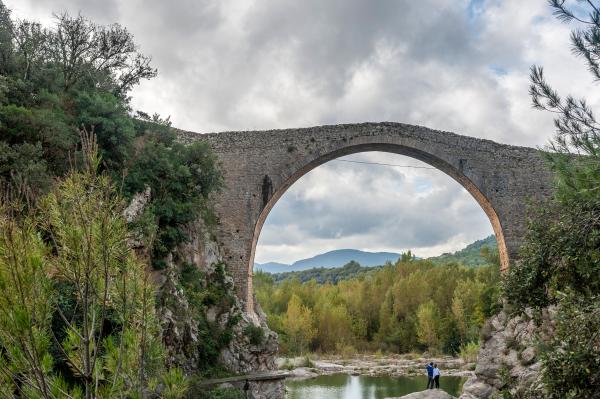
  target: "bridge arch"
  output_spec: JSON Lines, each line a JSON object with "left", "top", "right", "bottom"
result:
{"left": 180, "top": 122, "right": 554, "bottom": 312}
{"left": 249, "top": 144, "right": 510, "bottom": 294}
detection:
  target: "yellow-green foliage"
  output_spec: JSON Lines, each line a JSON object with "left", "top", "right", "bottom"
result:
{"left": 255, "top": 255, "right": 500, "bottom": 356}
{"left": 0, "top": 140, "right": 187, "bottom": 398}
{"left": 459, "top": 341, "right": 480, "bottom": 363}
{"left": 282, "top": 294, "right": 316, "bottom": 354}
{"left": 416, "top": 300, "right": 441, "bottom": 352}
{"left": 0, "top": 208, "right": 55, "bottom": 397}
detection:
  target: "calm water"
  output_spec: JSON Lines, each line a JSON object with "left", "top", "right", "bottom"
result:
{"left": 286, "top": 374, "right": 466, "bottom": 399}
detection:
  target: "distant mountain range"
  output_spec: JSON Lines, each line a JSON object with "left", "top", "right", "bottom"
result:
{"left": 254, "top": 235, "right": 498, "bottom": 273}
{"left": 254, "top": 249, "right": 402, "bottom": 273}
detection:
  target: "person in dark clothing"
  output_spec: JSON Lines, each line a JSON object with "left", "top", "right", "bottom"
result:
{"left": 426, "top": 362, "right": 434, "bottom": 389}
{"left": 432, "top": 364, "right": 440, "bottom": 389}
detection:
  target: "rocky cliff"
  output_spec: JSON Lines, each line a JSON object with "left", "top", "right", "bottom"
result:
{"left": 126, "top": 189, "right": 279, "bottom": 376}
{"left": 460, "top": 307, "right": 555, "bottom": 399}
{"left": 156, "top": 218, "right": 279, "bottom": 374}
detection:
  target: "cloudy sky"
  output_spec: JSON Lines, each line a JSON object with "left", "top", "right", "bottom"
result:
{"left": 8, "top": 0, "right": 600, "bottom": 263}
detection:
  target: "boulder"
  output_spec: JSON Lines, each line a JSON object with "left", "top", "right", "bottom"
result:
{"left": 459, "top": 307, "right": 555, "bottom": 398}
{"left": 387, "top": 389, "right": 456, "bottom": 399}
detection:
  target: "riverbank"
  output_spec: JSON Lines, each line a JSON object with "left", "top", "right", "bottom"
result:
{"left": 278, "top": 354, "right": 475, "bottom": 380}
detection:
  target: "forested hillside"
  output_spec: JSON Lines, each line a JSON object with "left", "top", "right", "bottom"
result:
{"left": 428, "top": 235, "right": 497, "bottom": 267}
{"left": 263, "top": 260, "right": 381, "bottom": 284}
{"left": 255, "top": 249, "right": 501, "bottom": 356}
{"left": 0, "top": 5, "right": 221, "bottom": 269}
{"left": 265, "top": 236, "right": 498, "bottom": 284}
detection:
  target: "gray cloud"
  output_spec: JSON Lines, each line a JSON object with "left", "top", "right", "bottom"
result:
{"left": 256, "top": 152, "right": 492, "bottom": 263}
{"left": 6, "top": 0, "right": 597, "bottom": 263}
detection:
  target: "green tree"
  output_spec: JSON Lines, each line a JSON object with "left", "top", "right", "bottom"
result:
{"left": 282, "top": 294, "right": 316, "bottom": 355}
{"left": 0, "top": 133, "right": 186, "bottom": 398}
{"left": 43, "top": 12, "right": 156, "bottom": 94}
{"left": 415, "top": 300, "right": 441, "bottom": 352}
{"left": 315, "top": 301, "right": 354, "bottom": 353}
{"left": 0, "top": 1, "right": 14, "bottom": 74}
{"left": 0, "top": 203, "right": 55, "bottom": 397}
{"left": 452, "top": 279, "right": 486, "bottom": 347}
{"left": 502, "top": 1, "right": 600, "bottom": 397}
{"left": 123, "top": 137, "right": 222, "bottom": 268}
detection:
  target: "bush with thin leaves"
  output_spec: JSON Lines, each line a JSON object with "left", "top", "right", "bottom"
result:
{"left": 459, "top": 341, "right": 480, "bottom": 364}
{"left": 0, "top": 132, "right": 188, "bottom": 398}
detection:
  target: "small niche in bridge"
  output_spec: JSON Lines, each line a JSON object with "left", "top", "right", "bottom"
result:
{"left": 262, "top": 175, "right": 273, "bottom": 209}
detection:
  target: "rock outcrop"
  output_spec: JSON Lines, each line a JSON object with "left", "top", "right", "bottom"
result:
{"left": 459, "top": 307, "right": 555, "bottom": 399}
{"left": 388, "top": 389, "right": 456, "bottom": 399}
{"left": 219, "top": 297, "right": 278, "bottom": 373}
{"left": 127, "top": 189, "right": 280, "bottom": 397}
{"left": 156, "top": 218, "right": 278, "bottom": 374}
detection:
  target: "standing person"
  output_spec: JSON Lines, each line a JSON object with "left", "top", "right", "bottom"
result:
{"left": 426, "top": 362, "right": 434, "bottom": 389}
{"left": 432, "top": 364, "right": 441, "bottom": 389}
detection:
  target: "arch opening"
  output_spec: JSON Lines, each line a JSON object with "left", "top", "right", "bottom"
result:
{"left": 248, "top": 144, "right": 509, "bottom": 310}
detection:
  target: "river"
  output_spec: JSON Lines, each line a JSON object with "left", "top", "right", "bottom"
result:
{"left": 286, "top": 374, "right": 466, "bottom": 399}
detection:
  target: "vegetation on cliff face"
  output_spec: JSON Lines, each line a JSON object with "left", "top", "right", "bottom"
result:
{"left": 0, "top": 2, "right": 222, "bottom": 270}
{"left": 0, "top": 2, "right": 225, "bottom": 396}
{"left": 177, "top": 262, "right": 241, "bottom": 377}
{"left": 255, "top": 247, "right": 501, "bottom": 356}
{"left": 0, "top": 137, "right": 187, "bottom": 398}
{"left": 123, "top": 132, "right": 222, "bottom": 269}
{"left": 501, "top": 1, "right": 600, "bottom": 397}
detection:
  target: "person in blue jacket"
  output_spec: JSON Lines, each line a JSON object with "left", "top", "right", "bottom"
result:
{"left": 426, "top": 362, "right": 434, "bottom": 389}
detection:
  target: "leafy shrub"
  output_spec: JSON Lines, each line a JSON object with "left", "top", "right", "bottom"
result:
{"left": 540, "top": 293, "right": 600, "bottom": 398}
{"left": 280, "top": 358, "right": 295, "bottom": 371}
{"left": 177, "top": 262, "right": 241, "bottom": 377}
{"left": 244, "top": 324, "right": 265, "bottom": 346}
{"left": 194, "top": 388, "right": 244, "bottom": 399}
{"left": 459, "top": 341, "right": 480, "bottom": 363}
{"left": 336, "top": 343, "right": 358, "bottom": 358}
{"left": 299, "top": 355, "right": 315, "bottom": 368}
{"left": 162, "top": 368, "right": 189, "bottom": 399}
{"left": 124, "top": 136, "right": 222, "bottom": 269}
{"left": 502, "top": 199, "right": 600, "bottom": 312}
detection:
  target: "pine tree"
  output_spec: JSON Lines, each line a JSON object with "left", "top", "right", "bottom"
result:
{"left": 502, "top": 1, "right": 600, "bottom": 397}
{"left": 529, "top": 1, "right": 600, "bottom": 203}
{"left": 0, "top": 132, "right": 187, "bottom": 398}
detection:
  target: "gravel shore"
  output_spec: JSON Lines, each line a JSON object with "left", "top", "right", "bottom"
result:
{"left": 278, "top": 354, "right": 475, "bottom": 380}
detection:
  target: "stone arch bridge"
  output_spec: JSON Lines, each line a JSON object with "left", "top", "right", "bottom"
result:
{"left": 178, "top": 122, "right": 553, "bottom": 313}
